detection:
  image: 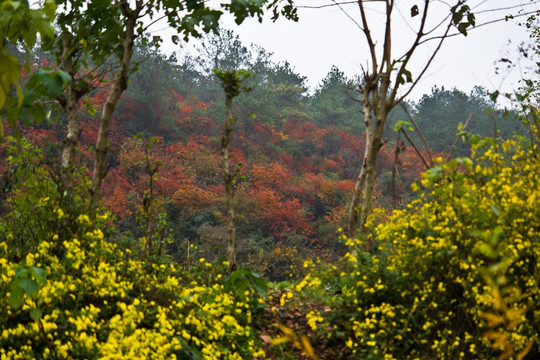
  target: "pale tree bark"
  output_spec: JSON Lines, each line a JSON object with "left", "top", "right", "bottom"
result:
{"left": 89, "top": 3, "right": 141, "bottom": 213}
{"left": 215, "top": 69, "right": 252, "bottom": 273}
{"left": 59, "top": 38, "right": 80, "bottom": 190}
{"left": 59, "top": 34, "right": 88, "bottom": 191}
{"left": 222, "top": 91, "right": 237, "bottom": 272}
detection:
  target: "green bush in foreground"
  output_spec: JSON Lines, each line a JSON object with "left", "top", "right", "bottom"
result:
{"left": 0, "top": 139, "right": 265, "bottom": 359}
{"left": 298, "top": 136, "right": 539, "bottom": 359}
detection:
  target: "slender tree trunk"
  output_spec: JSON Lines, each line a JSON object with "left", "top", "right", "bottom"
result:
{"left": 89, "top": 10, "right": 137, "bottom": 212}
{"left": 60, "top": 35, "right": 82, "bottom": 190}
{"left": 222, "top": 92, "right": 237, "bottom": 272}
{"left": 348, "top": 92, "right": 372, "bottom": 238}
{"left": 143, "top": 171, "right": 154, "bottom": 259}
{"left": 347, "top": 88, "right": 388, "bottom": 240}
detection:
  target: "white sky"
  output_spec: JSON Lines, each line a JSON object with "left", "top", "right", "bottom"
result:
{"left": 159, "top": 0, "right": 539, "bottom": 100}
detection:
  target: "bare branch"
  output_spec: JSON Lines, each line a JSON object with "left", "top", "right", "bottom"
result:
{"left": 358, "top": 0, "right": 379, "bottom": 76}
{"left": 418, "top": 9, "right": 540, "bottom": 46}
{"left": 389, "top": 0, "right": 430, "bottom": 104}
{"left": 394, "top": 19, "right": 452, "bottom": 105}
{"left": 297, "top": 0, "right": 382, "bottom": 9}
{"left": 400, "top": 128, "right": 431, "bottom": 169}
{"left": 472, "top": 1, "right": 540, "bottom": 15}
{"left": 142, "top": 14, "right": 169, "bottom": 32}
{"left": 378, "top": 0, "right": 393, "bottom": 74}
{"left": 332, "top": 0, "right": 363, "bottom": 31}
{"left": 345, "top": 88, "right": 363, "bottom": 103}
{"left": 400, "top": 102, "right": 434, "bottom": 165}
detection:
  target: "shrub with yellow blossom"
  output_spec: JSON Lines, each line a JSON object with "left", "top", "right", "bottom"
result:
{"left": 0, "top": 139, "right": 266, "bottom": 359}
{"left": 298, "top": 135, "right": 539, "bottom": 359}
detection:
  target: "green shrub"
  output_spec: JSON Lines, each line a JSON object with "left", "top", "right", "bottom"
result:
{"left": 0, "top": 139, "right": 266, "bottom": 359}
{"left": 299, "top": 137, "right": 539, "bottom": 359}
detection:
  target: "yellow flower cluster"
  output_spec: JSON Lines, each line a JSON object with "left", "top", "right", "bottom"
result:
{"left": 0, "top": 219, "right": 265, "bottom": 359}
{"left": 296, "top": 138, "right": 539, "bottom": 359}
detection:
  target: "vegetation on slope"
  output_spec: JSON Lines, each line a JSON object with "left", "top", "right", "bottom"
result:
{"left": 0, "top": 1, "right": 538, "bottom": 358}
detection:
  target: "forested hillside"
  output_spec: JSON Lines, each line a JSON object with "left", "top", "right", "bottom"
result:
{"left": 2, "top": 35, "right": 520, "bottom": 280}
{"left": 1, "top": 0, "right": 538, "bottom": 359}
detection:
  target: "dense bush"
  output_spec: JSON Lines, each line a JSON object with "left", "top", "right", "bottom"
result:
{"left": 297, "top": 136, "right": 539, "bottom": 359}
{"left": 0, "top": 140, "right": 266, "bottom": 360}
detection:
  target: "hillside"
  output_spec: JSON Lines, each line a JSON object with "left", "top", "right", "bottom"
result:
{"left": 0, "top": 2, "right": 538, "bottom": 359}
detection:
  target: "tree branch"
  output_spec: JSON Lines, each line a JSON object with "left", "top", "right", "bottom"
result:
{"left": 297, "top": 0, "right": 382, "bottom": 9}
{"left": 400, "top": 128, "right": 431, "bottom": 169}
{"left": 394, "top": 20, "right": 452, "bottom": 105}
{"left": 357, "top": 0, "right": 379, "bottom": 76}
{"left": 400, "top": 102, "right": 433, "bottom": 165}
{"left": 389, "top": 0, "right": 430, "bottom": 104}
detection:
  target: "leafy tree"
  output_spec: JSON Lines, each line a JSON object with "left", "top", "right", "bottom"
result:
{"left": 25, "top": 0, "right": 298, "bottom": 212}
{"left": 0, "top": 0, "right": 60, "bottom": 136}
{"left": 412, "top": 86, "right": 518, "bottom": 157}
{"left": 309, "top": 66, "right": 363, "bottom": 133}
{"left": 116, "top": 44, "right": 182, "bottom": 137}
{"left": 243, "top": 59, "right": 309, "bottom": 124}
{"left": 197, "top": 29, "right": 253, "bottom": 74}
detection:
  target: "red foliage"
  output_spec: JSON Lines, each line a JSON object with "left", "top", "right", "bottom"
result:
{"left": 244, "top": 188, "right": 313, "bottom": 237}
{"left": 21, "top": 128, "right": 55, "bottom": 148}
{"left": 103, "top": 186, "right": 132, "bottom": 220}
{"left": 250, "top": 162, "right": 293, "bottom": 193}
{"left": 91, "top": 91, "right": 109, "bottom": 109}
{"left": 266, "top": 198, "right": 313, "bottom": 237}
{"left": 79, "top": 121, "right": 99, "bottom": 147}
{"left": 276, "top": 152, "right": 294, "bottom": 169}
{"left": 171, "top": 183, "right": 217, "bottom": 215}
{"left": 155, "top": 167, "right": 189, "bottom": 197}
{"left": 102, "top": 169, "right": 134, "bottom": 220}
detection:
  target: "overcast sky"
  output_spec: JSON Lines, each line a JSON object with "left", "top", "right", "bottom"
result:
{"left": 159, "top": 0, "right": 539, "bottom": 100}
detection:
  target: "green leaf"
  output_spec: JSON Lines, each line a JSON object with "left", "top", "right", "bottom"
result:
{"left": 15, "top": 268, "right": 29, "bottom": 277}
{"left": 42, "top": 74, "right": 64, "bottom": 98}
{"left": 17, "top": 278, "right": 39, "bottom": 296}
{"left": 30, "top": 267, "right": 46, "bottom": 283}
{"left": 393, "top": 120, "right": 413, "bottom": 132}
{"left": 467, "top": 13, "right": 476, "bottom": 27}
{"left": 9, "top": 284, "right": 25, "bottom": 309}
{"left": 489, "top": 90, "right": 499, "bottom": 102}
{"left": 56, "top": 70, "right": 72, "bottom": 85}
{"left": 16, "top": 83, "right": 23, "bottom": 108}
{"left": 43, "top": 0, "right": 57, "bottom": 19}
{"left": 458, "top": 22, "right": 470, "bottom": 36}
{"left": 30, "top": 308, "right": 43, "bottom": 321}
{"left": 403, "top": 69, "right": 413, "bottom": 83}
{"left": 453, "top": 10, "right": 463, "bottom": 25}
{"left": 424, "top": 166, "right": 443, "bottom": 185}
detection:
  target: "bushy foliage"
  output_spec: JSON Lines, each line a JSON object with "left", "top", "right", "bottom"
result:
{"left": 297, "top": 136, "right": 539, "bottom": 359}
{"left": 0, "top": 141, "right": 267, "bottom": 359}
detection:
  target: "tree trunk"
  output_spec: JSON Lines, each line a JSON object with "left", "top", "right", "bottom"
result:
{"left": 348, "top": 87, "right": 388, "bottom": 240}
{"left": 89, "top": 11, "right": 137, "bottom": 213}
{"left": 143, "top": 172, "right": 154, "bottom": 259}
{"left": 60, "top": 35, "right": 82, "bottom": 191}
{"left": 222, "top": 93, "right": 237, "bottom": 272}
